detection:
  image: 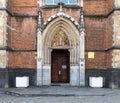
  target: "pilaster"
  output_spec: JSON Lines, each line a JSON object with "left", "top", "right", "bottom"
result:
{"left": 37, "top": 9, "right": 43, "bottom": 86}
{"left": 79, "top": 8, "right": 85, "bottom": 86}
{"left": 0, "top": 0, "right": 7, "bottom": 69}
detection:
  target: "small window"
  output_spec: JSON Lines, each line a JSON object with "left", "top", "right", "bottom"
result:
{"left": 69, "top": 0, "right": 76, "bottom": 3}
{"left": 46, "top": 0, "right": 53, "bottom": 4}
{"left": 54, "top": 0, "right": 59, "bottom": 4}
{"left": 45, "top": 0, "right": 77, "bottom": 5}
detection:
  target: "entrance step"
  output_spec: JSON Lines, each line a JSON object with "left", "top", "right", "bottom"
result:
{"left": 4, "top": 86, "right": 114, "bottom": 97}
{"left": 51, "top": 83, "right": 70, "bottom": 86}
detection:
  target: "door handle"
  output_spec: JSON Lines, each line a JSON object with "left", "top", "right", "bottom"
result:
{"left": 58, "top": 70, "right": 61, "bottom": 75}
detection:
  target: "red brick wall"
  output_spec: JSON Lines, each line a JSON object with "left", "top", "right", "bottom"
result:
{"left": 7, "top": 15, "right": 12, "bottom": 48}
{"left": 8, "top": 52, "right": 36, "bottom": 69}
{"left": 7, "top": 17, "right": 37, "bottom": 68}
{"left": 85, "top": 17, "right": 106, "bottom": 50}
{"left": 7, "top": 0, "right": 39, "bottom": 15}
{"left": 7, "top": 0, "right": 114, "bottom": 69}
{"left": 7, "top": 0, "right": 38, "bottom": 69}
{"left": 104, "top": 13, "right": 114, "bottom": 49}
{"left": 84, "top": 16, "right": 113, "bottom": 68}
{"left": 84, "top": 0, "right": 114, "bottom": 69}
{"left": 7, "top": 0, "right": 13, "bottom": 13}
{"left": 106, "top": 0, "right": 114, "bottom": 14}
{"left": 9, "top": 17, "right": 37, "bottom": 50}
{"left": 43, "top": 8, "right": 80, "bottom": 23}
{"left": 84, "top": 0, "right": 106, "bottom": 15}
{"left": 85, "top": 52, "right": 106, "bottom": 69}
{"left": 106, "top": 50, "right": 113, "bottom": 68}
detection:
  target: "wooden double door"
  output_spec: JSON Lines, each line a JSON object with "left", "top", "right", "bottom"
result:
{"left": 51, "top": 50, "right": 70, "bottom": 83}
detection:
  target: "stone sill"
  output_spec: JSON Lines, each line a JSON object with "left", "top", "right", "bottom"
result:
{"left": 41, "top": 5, "right": 81, "bottom": 9}
{"left": 0, "top": 7, "right": 6, "bottom": 10}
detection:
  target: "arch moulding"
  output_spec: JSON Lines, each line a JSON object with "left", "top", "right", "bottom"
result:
{"left": 37, "top": 12, "right": 85, "bottom": 86}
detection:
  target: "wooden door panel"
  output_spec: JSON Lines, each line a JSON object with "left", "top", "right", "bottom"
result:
{"left": 51, "top": 50, "right": 70, "bottom": 83}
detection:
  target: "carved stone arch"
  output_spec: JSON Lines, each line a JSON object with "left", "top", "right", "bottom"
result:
{"left": 46, "top": 24, "right": 75, "bottom": 47}
{"left": 43, "top": 16, "right": 80, "bottom": 45}
{"left": 42, "top": 14, "right": 80, "bottom": 65}
{"left": 43, "top": 12, "right": 80, "bottom": 31}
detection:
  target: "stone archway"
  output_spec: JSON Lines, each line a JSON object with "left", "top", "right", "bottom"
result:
{"left": 43, "top": 17, "right": 80, "bottom": 65}
{"left": 37, "top": 12, "right": 85, "bottom": 86}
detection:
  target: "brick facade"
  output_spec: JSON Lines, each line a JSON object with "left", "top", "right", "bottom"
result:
{"left": 0, "top": 0, "right": 120, "bottom": 88}
{"left": 6, "top": 0, "right": 114, "bottom": 70}
{"left": 7, "top": 0, "right": 38, "bottom": 69}
{"left": 84, "top": 0, "right": 106, "bottom": 15}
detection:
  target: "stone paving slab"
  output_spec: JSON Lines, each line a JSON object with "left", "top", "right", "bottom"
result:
{"left": 4, "top": 86, "right": 115, "bottom": 97}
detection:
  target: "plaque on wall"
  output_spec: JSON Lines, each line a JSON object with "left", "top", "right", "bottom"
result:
{"left": 88, "top": 52, "right": 94, "bottom": 59}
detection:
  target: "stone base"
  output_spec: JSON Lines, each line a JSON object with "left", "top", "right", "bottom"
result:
{"left": 70, "top": 66, "right": 79, "bottom": 86}
{"left": 85, "top": 68, "right": 120, "bottom": 88}
{"left": 42, "top": 65, "right": 51, "bottom": 85}
{"left": 0, "top": 68, "right": 120, "bottom": 88}
{"left": 85, "top": 69, "right": 106, "bottom": 87}
{"left": 0, "top": 69, "right": 8, "bottom": 88}
{"left": 8, "top": 68, "right": 36, "bottom": 87}
{"left": 106, "top": 69, "right": 120, "bottom": 89}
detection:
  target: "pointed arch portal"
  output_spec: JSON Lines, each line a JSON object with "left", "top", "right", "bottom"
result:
{"left": 43, "top": 16, "right": 80, "bottom": 65}
{"left": 37, "top": 12, "right": 85, "bottom": 86}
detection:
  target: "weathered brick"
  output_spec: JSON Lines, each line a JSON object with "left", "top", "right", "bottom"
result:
{"left": 7, "top": 0, "right": 39, "bottom": 15}
{"left": 8, "top": 52, "right": 36, "bottom": 69}
{"left": 8, "top": 17, "right": 37, "bottom": 50}
{"left": 6, "top": 0, "right": 115, "bottom": 69}
{"left": 85, "top": 17, "right": 106, "bottom": 50}
{"left": 85, "top": 52, "right": 106, "bottom": 69}
{"left": 84, "top": 0, "right": 106, "bottom": 15}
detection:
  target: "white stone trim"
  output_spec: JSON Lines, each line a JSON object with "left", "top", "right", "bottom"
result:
{"left": 79, "top": 31, "right": 85, "bottom": 86}
{"left": 114, "top": 0, "right": 120, "bottom": 8}
{"left": 70, "top": 65, "right": 79, "bottom": 86}
{"left": 43, "top": 12, "right": 80, "bottom": 30}
{"left": 37, "top": 30, "right": 43, "bottom": 86}
{"left": 0, "top": 50, "right": 7, "bottom": 68}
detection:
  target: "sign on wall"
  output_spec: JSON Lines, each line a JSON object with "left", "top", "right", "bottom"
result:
{"left": 88, "top": 52, "right": 94, "bottom": 59}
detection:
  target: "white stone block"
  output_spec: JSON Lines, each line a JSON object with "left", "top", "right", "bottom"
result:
{"left": 70, "top": 66, "right": 79, "bottom": 86}
{"left": 16, "top": 76, "right": 29, "bottom": 87}
{"left": 42, "top": 66, "right": 51, "bottom": 85}
{"left": 89, "top": 77, "right": 103, "bottom": 88}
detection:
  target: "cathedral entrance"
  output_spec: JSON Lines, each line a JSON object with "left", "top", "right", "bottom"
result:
{"left": 37, "top": 12, "right": 85, "bottom": 86}
{"left": 51, "top": 50, "right": 70, "bottom": 83}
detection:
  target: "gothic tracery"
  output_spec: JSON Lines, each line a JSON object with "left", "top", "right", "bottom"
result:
{"left": 51, "top": 30, "right": 70, "bottom": 47}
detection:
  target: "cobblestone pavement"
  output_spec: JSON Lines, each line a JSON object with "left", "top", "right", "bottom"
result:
{"left": 0, "top": 88, "right": 120, "bottom": 103}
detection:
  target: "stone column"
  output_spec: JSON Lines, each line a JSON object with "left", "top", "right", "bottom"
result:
{"left": 0, "top": 0, "right": 8, "bottom": 88}
{"left": 0, "top": 0, "right": 7, "bottom": 68}
{"left": 79, "top": 8, "right": 85, "bottom": 86}
{"left": 37, "top": 9, "right": 43, "bottom": 86}
{"left": 79, "top": 32, "right": 85, "bottom": 86}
